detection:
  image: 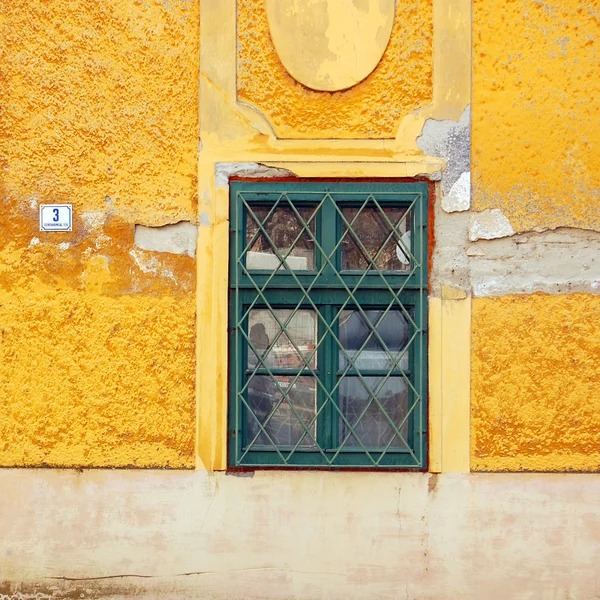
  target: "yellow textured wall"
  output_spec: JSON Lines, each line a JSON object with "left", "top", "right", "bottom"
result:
{"left": 237, "top": 0, "right": 433, "bottom": 139}
{"left": 472, "top": 0, "right": 599, "bottom": 233}
{"left": 0, "top": 0, "right": 199, "bottom": 467}
{"left": 472, "top": 294, "right": 600, "bottom": 472}
{"left": 0, "top": 0, "right": 198, "bottom": 225}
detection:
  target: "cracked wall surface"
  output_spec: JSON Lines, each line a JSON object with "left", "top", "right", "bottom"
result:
{"left": 424, "top": 73, "right": 599, "bottom": 472}
{"left": 0, "top": 0, "right": 199, "bottom": 468}
{"left": 2, "top": 0, "right": 600, "bottom": 596}
{"left": 2, "top": 470, "right": 600, "bottom": 598}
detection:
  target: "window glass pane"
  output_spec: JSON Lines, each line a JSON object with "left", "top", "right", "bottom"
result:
{"left": 338, "top": 310, "right": 409, "bottom": 371}
{"left": 246, "top": 205, "right": 315, "bottom": 270}
{"left": 338, "top": 377, "right": 409, "bottom": 449}
{"left": 246, "top": 376, "right": 317, "bottom": 447}
{"left": 248, "top": 309, "right": 317, "bottom": 369}
{"left": 341, "top": 206, "right": 411, "bottom": 271}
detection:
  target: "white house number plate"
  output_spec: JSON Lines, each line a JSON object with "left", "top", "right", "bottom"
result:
{"left": 39, "top": 204, "right": 73, "bottom": 232}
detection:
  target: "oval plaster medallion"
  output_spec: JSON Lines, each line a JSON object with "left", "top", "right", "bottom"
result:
{"left": 265, "top": 0, "right": 395, "bottom": 92}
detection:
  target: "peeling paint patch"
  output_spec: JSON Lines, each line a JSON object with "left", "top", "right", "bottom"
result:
{"left": 129, "top": 248, "right": 178, "bottom": 285}
{"left": 215, "top": 162, "right": 295, "bottom": 188}
{"left": 443, "top": 171, "right": 470, "bottom": 213}
{"left": 81, "top": 211, "right": 107, "bottom": 231}
{"left": 417, "top": 105, "right": 470, "bottom": 193}
{"left": 431, "top": 196, "right": 600, "bottom": 298}
{"left": 134, "top": 222, "right": 197, "bottom": 258}
{"left": 469, "top": 209, "right": 515, "bottom": 241}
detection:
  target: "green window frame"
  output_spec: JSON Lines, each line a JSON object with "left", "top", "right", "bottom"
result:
{"left": 229, "top": 180, "right": 428, "bottom": 469}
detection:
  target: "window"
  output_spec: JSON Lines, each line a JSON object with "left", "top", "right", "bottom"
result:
{"left": 229, "top": 181, "right": 428, "bottom": 469}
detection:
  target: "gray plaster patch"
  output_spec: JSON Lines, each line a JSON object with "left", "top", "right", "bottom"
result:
{"left": 417, "top": 106, "right": 470, "bottom": 194}
{"left": 430, "top": 203, "right": 472, "bottom": 297}
{"left": 469, "top": 209, "right": 515, "bottom": 241}
{"left": 134, "top": 221, "right": 198, "bottom": 258}
{"left": 469, "top": 228, "right": 600, "bottom": 296}
{"left": 430, "top": 184, "right": 600, "bottom": 297}
{"left": 442, "top": 171, "right": 471, "bottom": 213}
{"left": 215, "top": 162, "right": 296, "bottom": 188}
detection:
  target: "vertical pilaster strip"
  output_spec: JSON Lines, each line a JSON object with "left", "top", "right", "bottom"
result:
{"left": 440, "top": 285, "right": 471, "bottom": 473}
{"left": 428, "top": 297, "right": 443, "bottom": 473}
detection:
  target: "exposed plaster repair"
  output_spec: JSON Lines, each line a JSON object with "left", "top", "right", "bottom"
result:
{"left": 469, "top": 228, "right": 600, "bottom": 297}
{"left": 443, "top": 171, "right": 470, "bottom": 213}
{"left": 431, "top": 200, "right": 600, "bottom": 297}
{"left": 468, "top": 208, "right": 515, "bottom": 241}
{"left": 215, "top": 162, "right": 295, "bottom": 188}
{"left": 134, "top": 222, "right": 198, "bottom": 258}
{"left": 417, "top": 105, "right": 470, "bottom": 194}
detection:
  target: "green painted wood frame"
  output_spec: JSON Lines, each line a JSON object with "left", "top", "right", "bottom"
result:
{"left": 228, "top": 180, "right": 428, "bottom": 469}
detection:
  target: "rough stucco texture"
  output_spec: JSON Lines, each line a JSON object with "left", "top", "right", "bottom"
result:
{"left": 0, "top": 0, "right": 199, "bottom": 468}
{"left": 237, "top": 0, "right": 433, "bottom": 139}
{"left": 0, "top": 201, "right": 197, "bottom": 468}
{"left": 472, "top": 1, "right": 599, "bottom": 233}
{"left": 0, "top": 0, "right": 199, "bottom": 225}
{"left": 472, "top": 294, "right": 600, "bottom": 472}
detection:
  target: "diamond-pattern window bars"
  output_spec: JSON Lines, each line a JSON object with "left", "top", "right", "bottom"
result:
{"left": 229, "top": 181, "right": 428, "bottom": 469}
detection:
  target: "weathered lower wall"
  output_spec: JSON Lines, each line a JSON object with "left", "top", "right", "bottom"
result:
{"left": 1, "top": 470, "right": 600, "bottom": 599}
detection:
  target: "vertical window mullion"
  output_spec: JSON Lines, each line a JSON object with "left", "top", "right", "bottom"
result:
{"left": 320, "top": 192, "right": 338, "bottom": 285}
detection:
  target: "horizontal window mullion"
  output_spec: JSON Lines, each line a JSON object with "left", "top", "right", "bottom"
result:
{"left": 336, "top": 370, "right": 412, "bottom": 377}
{"left": 233, "top": 279, "right": 425, "bottom": 291}
{"left": 236, "top": 450, "right": 421, "bottom": 468}
{"left": 237, "top": 289, "right": 421, "bottom": 306}
{"left": 246, "top": 369, "right": 319, "bottom": 376}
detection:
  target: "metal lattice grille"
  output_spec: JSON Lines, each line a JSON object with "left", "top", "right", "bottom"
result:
{"left": 229, "top": 181, "right": 428, "bottom": 468}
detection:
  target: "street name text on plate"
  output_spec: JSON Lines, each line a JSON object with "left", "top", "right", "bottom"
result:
{"left": 39, "top": 204, "right": 73, "bottom": 232}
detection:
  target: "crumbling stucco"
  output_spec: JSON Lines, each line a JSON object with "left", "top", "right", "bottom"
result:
{"left": 215, "top": 162, "right": 296, "bottom": 188}
{"left": 468, "top": 208, "right": 515, "bottom": 242}
{"left": 0, "top": 0, "right": 199, "bottom": 468}
{"left": 469, "top": 228, "right": 600, "bottom": 297}
{"left": 443, "top": 171, "right": 471, "bottom": 213}
{"left": 431, "top": 198, "right": 600, "bottom": 298}
{"left": 417, "top": 105, "right": 470, "bottom": 194}
{"left": 472, "top": 0, "right": 600, "bottom": 233}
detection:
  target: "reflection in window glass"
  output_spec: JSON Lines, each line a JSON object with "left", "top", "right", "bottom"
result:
{"left": 248, "top": 309, "right": 317, "bottom": 369}
{"left": 339, "top": 310, "right": 409, "bottom": 371}
{"left": 342, "top": 206, "right": 411, "bottom": 271}
{"left": 246, "top": 205, "right": 315, "bottom": 270}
